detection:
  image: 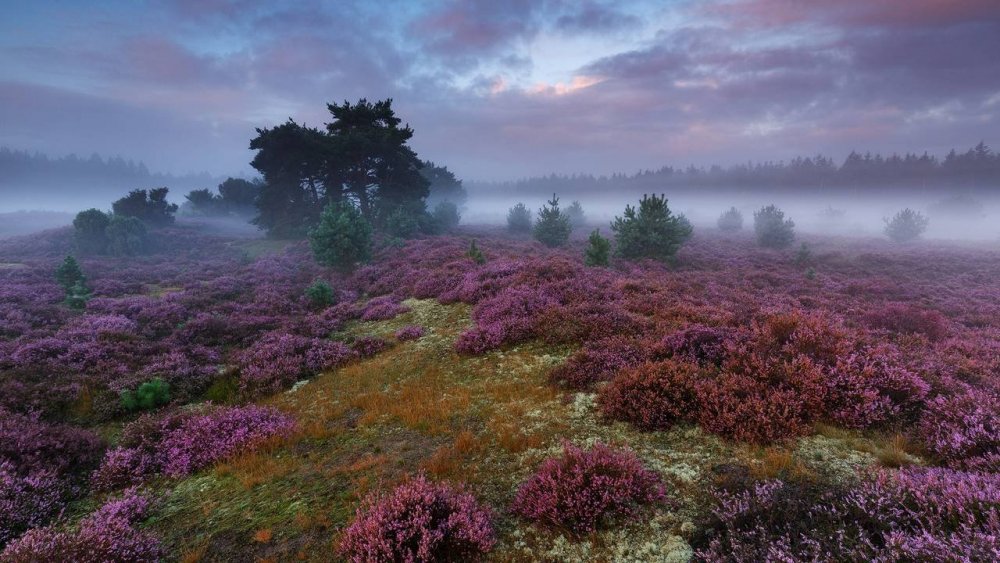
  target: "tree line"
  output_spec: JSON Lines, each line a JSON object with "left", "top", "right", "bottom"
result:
{"left": 471, "top": 142, "right": 1000, "bottom": 196}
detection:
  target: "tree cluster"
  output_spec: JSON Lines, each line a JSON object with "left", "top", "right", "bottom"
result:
{"left": 184, "top": 178, "right": 262, "bottom": 217}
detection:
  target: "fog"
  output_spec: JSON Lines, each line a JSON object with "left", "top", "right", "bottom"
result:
{"left": 461, "top": 189, "right": 1000, "bottom": 242}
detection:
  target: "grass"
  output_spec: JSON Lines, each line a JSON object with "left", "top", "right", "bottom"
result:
{"left": 142, "top": 298, "right": 902, "bottom": 562}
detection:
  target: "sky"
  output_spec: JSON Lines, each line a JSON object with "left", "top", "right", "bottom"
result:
{"left": 1, "top": 0, "right": 998, "bottom": 181}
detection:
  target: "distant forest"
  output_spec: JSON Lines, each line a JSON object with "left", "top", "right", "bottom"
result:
{"left": 469, "top": 143, "right": 1000, "bottom": 196}
{"left": 0, "top": 148, "right": 225, "bottom": 206}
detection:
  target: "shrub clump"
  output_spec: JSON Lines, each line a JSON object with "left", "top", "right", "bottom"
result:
{"left": 105, "top": 215, "right": 148, "bottom": 257}
{"left": 565, "top": 200, "right": 586, "bottom": 227}
{"left": 338, "top": 475, "right": 495, "bottom": 562}
{"left": 753, "top": 204, "right": 795, "bottom": 248}
{"left": 0, "top": 490, "right": 162, "bottom": 562}
{"left": 309, "top": 201, "right": 373, "bottom": 271}
{"left": 237, "top": 332, "right": 356, "bottom": 395}
{"left": 611, "top": 193, "right": 692, "bottom": 262}
{"left": 395, "top": 325, "right": 426, "bottom": 341}
{"left": 918, "top": 389, "right": 1000, "bottom": 471}
{"left": 598, "top": 360, "right": 701, "bottom": 431}
{"left": 533, "top": 194, "right": 571, "bottom": 248}
{"left": 506, "top": 202, "right": 532, "bottom": 233}
{"left": 884, "top": 208, "right": 930, "bottom": 243}
{"left": 119, "top": 378, "right": 171, "bottom": 412}
{"left": 717, "top": 207, "right": 743, "bottom": 231}
{"left": 304, "top": 279, "right": 337, "bottom": 308}
{"left": 512, "top": 442, "right": 666, "bottom": 536}
{"left": 431, "top": 201, "right": 461, "bottom": 232}
{"left": 72, "top": 209, "right": 111, "bottom": 254}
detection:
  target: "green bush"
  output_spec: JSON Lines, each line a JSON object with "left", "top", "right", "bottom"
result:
{"left": 611, "top": 194, "right": 692, "bottom": 262}
{"left": 55, "top": 256, "right": 85, "bottom": 291}
{"left": 533, "top": 194, "right": 572, "bottom": 248}
{"left": 717, "top": 207, "right": 743, "bottom": 231}
{"left": 753, "top": 204, "right": 795, "bottom": 248}
{"left": 64, "top": 280, "right": 92, "bottom": 310}
{"left": 304, "top": 279, "right": 336, "bottom": 308}
{"left": 431, "top": 201, "right": 461, "bottom": 232}
{"left": 584, "top": 229, "right": 611, "bottom": 267}
{"left": 466, "top": 240, "right": 486, "bottom": 265}
{"left": 794, "top": 242, "right": 812, "bottom": 266}
{"left": 884, "top": 208, "right": 930, "bottom": 243}
{"left": 507, "top": 203, "right": 532, "bottom": 233}
{"left": 120, "top": 378, "right": 171, "bottom": 412}
{"left": 565, "top": 200, "right": 586, "bottom": 228}
{"left": 73, "top": 209, "right": 111, "bottom": 254}
{"left": 106, "top": 215, "right": 148, "bottom": 256}
{"left": 384, "top": 207, "right": 421, "bottom": 239}
{"left": 309, "top": 201, "right": 373, "bottom": 271}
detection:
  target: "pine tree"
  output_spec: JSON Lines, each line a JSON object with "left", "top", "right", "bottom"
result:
{"left": 533, "top": 194, "right": 571, "bottom": 248}
{"left": 584, "top": 229, "right": 610, "bottom": 266}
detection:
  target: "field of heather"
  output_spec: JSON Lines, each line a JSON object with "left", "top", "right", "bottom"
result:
{"left": 2, "top": 223, "right": 1000, "bottom": 561}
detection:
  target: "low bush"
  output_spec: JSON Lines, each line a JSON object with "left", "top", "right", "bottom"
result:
{"left": 599, "top": 360, "right": 701, "bottom": 431}
{"left": 753, "top": 204, "right": 795, "bottom": 248}
{"left": 612, "top": 193, "right": 692, "bottom": 262}
{"left": 395, "top": 325, "right": 426, "bottom": 341}
{"left": 120, "top": 378, "right": 171, "bottom": 412}
{"left": 0, "top": 490, "right": 161, "bottom": 562}
{"left": 304, "top": 279, "right": 336, "bottom": 308}
{"left": 339, "top": 475, "right": 495, "bottom": 562}
{"left": 309, "top": 202, "right": 372, "bottom": 271}
{"left": 431, "top": 201, "right": 461, "bottom": 232}
{"left": 584, "top": 229, "right": 610, "bottom": 267}
{"left": 884, "top": 208, "right": 930, "bottom": 243}
{"left": 506, "top": 203, "right": 532, "bottom": 233}
{"left": 533, "top": 194, "right": 571, "bottom": 248}
{"left": 512, "top": 442, "right": 665, "bottom": 536}
{"left": 548, "top": 336, "right": 651, "bottom": 389}
{"left": 918, "top": 390, "right": 1000, "bottom": 470}
{"left": 105, "top": 215, "right": 148, "bottom": 257}
{"left": 717, "top": 207, "right": 743, "bottom": 231}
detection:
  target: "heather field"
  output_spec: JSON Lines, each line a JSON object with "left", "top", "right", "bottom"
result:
{"left": 2, "top": 222, "right": 1000, "bottom": 562}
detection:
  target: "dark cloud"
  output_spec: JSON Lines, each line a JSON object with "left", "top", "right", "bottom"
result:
{"left": 554, "top": 2, "right": 641, "bottom": 33}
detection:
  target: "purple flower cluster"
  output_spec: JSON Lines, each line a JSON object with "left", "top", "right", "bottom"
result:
{"left": 512, "top": 442, "right": 666, "bottom": 536}
{"left": 695, "top": 468, "right": 1000, "bottom": 561}
{"left": 339, "top": 475, "right": 495, "bottom": 562}
{"left": 92, "top": 405, "right": 295, "bottom": 489}
{"left": 236, "top": 331, "right": 356, "bottom": 396}
{"left": 394, "top": 325, "right": 426, "bottom": 341}
{"left": 1, "top": 490, "right": 161, "bottom": 563}
{"left": 360, "top": 295, "right": 410, "bottom": 321}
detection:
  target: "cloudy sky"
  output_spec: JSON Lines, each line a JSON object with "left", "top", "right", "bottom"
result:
{"left": 1, "top": 0, "right": 998, "bottom": 180}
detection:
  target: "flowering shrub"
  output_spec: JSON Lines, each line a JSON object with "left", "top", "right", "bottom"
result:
{"left": 918, "top": 390, "right": 1000, "bottom": 470}
{"left": 826, "top": 344, "right": 929, "bottom": 428}
{"left": 395, "top": 325, "right": 426, "bottom": 341}
{"left": 92, "top": 405, "right": 295, "bottom": 489}
{"left": 237, "top": 332, "right": 355, "bottom": 395}
{"left": 352, "top": 335, "right": 390, "bottom": 358}
{"left": 549, "top": 336, "right": 652, "bottom": 389}
{"left": 360, "top": 295, "right": 410, "bottom": 321}
{"left": 863, "top": 302, "right": 950, "bottom": 340}
{"left": 693, "top": 468, "right": 1000, "bottom": 561}
{"left": 339, "top": 475, "right": 495, "bottom": 562}
{"left": 0, "top": 463, "right": 64, "bottom": 548}
{"left": 512, "top": 442, "right": 666, "bottom": 536}
{"left": 0, "top": 490, "right": 161, "bottom": 562}
{"left": 599, "top": 360, "right": 702, "bottom": 431}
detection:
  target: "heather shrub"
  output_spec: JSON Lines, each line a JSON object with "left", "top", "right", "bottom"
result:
{"left": 1, "top": 491, "right": 162, "bottom": 562}
{"left": 655, "top": 324, "right": 734, "bottom": 367}
{"left": 0, "top": 462, "right": 64, "bottom": 549}
{"left": 565, "top": 200, "right": 586, "bottom": 227}
{"left": 693, "top": 468, "right": 1000, "bottom": 561}
{"left": 825, "top": 345, "right": 929, "bottom": 429}
{"left": 548, "top": 336, "right": 651, "bottom": 389}
{"left": 238, "top": 332, "right": 355, "bottom": 395}
{"left": 611, "top": 193, "right": 692, "bottom": 262}
{"left": 717, "top": 206, "right": 743, "bottom": 231}
{"left": 309, "top": 201, "right": 372, "bottom": 271}
{"left": 918, "top": 390, "right": 1000, "bottom": 470}
{"left": 73, "top": 209, "right": 111, "bottom": 254}
{"left": 533, "top": 194, "right": 571, "bottom": 248}
{"left": 599, "top": 360, "right": 701, "bottom": 431}
{"left": 512, "top": 442, "right": 665, "bottom": 536}
{"left": 119, "top": 378, "right": 171, "bottom": 412}
{"left": 863, "top": 302, "right": 949, "bottom": 340}
{"left": 361, "top": 295, "right": 409, "bottom": 321}
{"left": 304, "top": 279, "right": 336, "bottom": 308}
{"left": 884, "top": 208, "right": 930, "bottom": 243}
{"left": 455, "top": 286, "right": 557, "bottom": 354}
{"left": 352, "top": 335, "right": 389, "bottom": 357}
{"left": 339, "top": 475, "right": 495, "bottom": 562}
{"left": 506, "top": 202, "right": 532, "bottom": 233}
{"left": 395, "top": 325, "right": 426, "bottom": 341}
{"left": 584, "top": 229, "right": 610, "bottom": 267}
{"left": 753, "top": 204, "right": 795, "bottom": 248}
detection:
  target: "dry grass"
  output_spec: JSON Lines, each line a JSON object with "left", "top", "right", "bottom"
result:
{"left": 871, "top": 433, "right": 917, "bottom": 468}
{"left": 253, "top": 528, "right": 273, "bottom": 543}
{"left": 750, "top": 447, "right": 814, "bottom": 480}
{"left": 179, "top": 544, "right": 208, "bottom": 563}
{"left": 215, "top": 451, "right": 297, "bottom": 490}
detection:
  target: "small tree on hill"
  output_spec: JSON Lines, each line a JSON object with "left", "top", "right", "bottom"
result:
{"left": 565, "top": 201, "right": 586, "bottom": 228}
{"left": 106, "top": 215, "right": 148, "bottom": 256}
{"left": 507, "top": 203, "right": 532, "bottom": 233}
{"left": 754, "top": 204, "right": 795, "bottom": 248}
{"left": 534, "top": 194, "right": 572, "bottom": 248}
{"left": 717, "top": 207, "right": 743, "bottom": 231}
{"left": 466, "top": 240, "right": 486, "bottom": 264}
{"left": 611, "top": 193, "right": 692, "bottom": 262}
{"left": 584, "top": 229, "right": 610, "bottom": 266}
{"left": 73, "top": 209, "right": 111, "bottom": 254}
{"left": 309, "top": 202, "right": 372, "bottom": 271}
{"left": 112, "top": 188, "right": 178, "bottom": 226}
{"left": 55, "top": 255, "right": 85, "bottom": 291}
{"left": 431, "top": 201, "right": 461, "bottom": 232}
{"left": 884, "top": 208, "right": 930, "bottom": 243}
